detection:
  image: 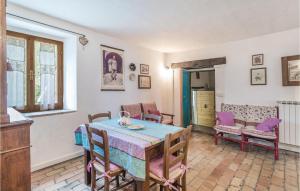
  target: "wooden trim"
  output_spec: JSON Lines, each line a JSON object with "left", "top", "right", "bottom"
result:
{"left": 7, "top": 30, "right": 64, "bottom": 112}
{"left": 281, "top": 55, "right": 300, "bottom": 86}
{"left": 0, "top": 0, "right": 10, "bottom": 123}
{"left": 100, "top": 44, "right": 124, "bottom": 52}
{"left": 0, "top": 145, "right": 31, "bottom": 154}
{"left": 179, "top": 69, "right": 183, "bottom": 126}
{"left": 101, "top": 89, "right": 125, "bottom": 91}
{"left": 171, "top": 57, "right": 226, "bottom": 69}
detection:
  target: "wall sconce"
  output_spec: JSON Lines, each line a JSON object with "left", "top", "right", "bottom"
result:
{"left": 7, "top": 61, "right": 13, "bottom": 71}
{"left": 79, "top": 35, "right": 89, "bottom": 46}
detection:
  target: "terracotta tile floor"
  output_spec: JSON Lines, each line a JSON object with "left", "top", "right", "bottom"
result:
{"left": 31, "top": 133, "right": 300, "bottom": 191}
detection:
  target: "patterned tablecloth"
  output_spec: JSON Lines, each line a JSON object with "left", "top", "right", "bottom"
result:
{"left": 81, "top": 118, "right": 182, "bottom": 180}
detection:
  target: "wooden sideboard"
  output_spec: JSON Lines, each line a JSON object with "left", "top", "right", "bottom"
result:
{"left": 0, "top": 108, "right": 33, "bottom": 191}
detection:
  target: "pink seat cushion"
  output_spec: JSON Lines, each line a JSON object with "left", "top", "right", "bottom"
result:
{"left": 132, "top": 114, "right": 142, "bottom": 120}
{"left": 148, "top": 109, "right": 161, "bottom": 116}
{"left": 217, "top": 112, "right": 235, "bottom": 126}
{"left": 150, "top": 155, "right": 182, "bottom": 178}
{"left": 94, "top": 159, "right": 121, "bottom": 172}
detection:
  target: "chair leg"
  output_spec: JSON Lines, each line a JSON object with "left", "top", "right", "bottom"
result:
{"left": 91, "top": 168, "right": 96, "bottom": 191}
{"left": 241, "top": 134, "right": 245, "bottom": 151}
{"left": 160, "top": 185, "right": 164, "bottom": 191}
{"left": 116, "top": 175, "right": 120, "bottom": 187}
{"left": 274, "top": 141, "right": 279, "bottom": 160}
{"left": 122, "top": 171, "right": 126, "bottom": 180}
{"left": 104, "top": 177, "right": 110, "bottom": 191}
{"left": 214, "top": 133, "right": 218, "bottom": 145}
{"left": 182, "top": 173, "right": 187, "bottom": 191}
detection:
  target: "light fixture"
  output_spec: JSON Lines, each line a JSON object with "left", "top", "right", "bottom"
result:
{"left": 6, "top": 61, "right": 13, "bottom": 71}
{"left": 79, "top": 35, "right": 89, "bottom": 46}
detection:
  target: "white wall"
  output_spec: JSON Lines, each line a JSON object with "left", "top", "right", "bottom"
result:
{"left": 7, "top": 4, "right": 169, "bottom": 171}
{"left": 166, "top": 28, "right": 300, "bottom": 125}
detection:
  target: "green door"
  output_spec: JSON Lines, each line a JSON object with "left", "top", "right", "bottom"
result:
{"left": 182, "top": 70, "right": 191, "bottom": 128}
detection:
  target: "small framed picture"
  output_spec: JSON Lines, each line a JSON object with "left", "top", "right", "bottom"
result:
{"left": 251, "top": 68, "right": 267, "bottom": 85}
{"left": 252, "top": 54, "right": 264, "bottom": 66}
{"left": 140, "top": 64, "right": 149, "bottom": 74}
{"left": 138, "top": 75, "right": 151, "bottom": 89}
{"left": 282, "top": 55, "right": 300, "bottom": 86}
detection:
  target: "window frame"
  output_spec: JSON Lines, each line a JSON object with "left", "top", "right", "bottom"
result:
{"left": 7, "top": 31, "right": 64, "bottom": 113}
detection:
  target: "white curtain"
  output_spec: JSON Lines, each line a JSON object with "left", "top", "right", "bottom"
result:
{"left": 37, "top": 43, "right": 56, "bottom": 110}
{"left": 7, "top": 38, "right": 26, "bottom": 110}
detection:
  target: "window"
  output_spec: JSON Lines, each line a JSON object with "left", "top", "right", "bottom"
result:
{"left": 7, "top": 31, "right": 63, "bottom": 112}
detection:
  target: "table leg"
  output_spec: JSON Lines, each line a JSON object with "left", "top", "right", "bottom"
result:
{"left": 83, "top": 149, "right": 91, "bottom": 185}
{"left": 136, "top": 180, "right": 149, "bottom": 191}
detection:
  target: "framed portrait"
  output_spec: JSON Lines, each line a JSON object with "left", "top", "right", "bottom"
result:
{"left": 138, "top": 75, "right": 151, "bottom": 89}
{"left": 251, "top": 67, "right": 267, "bottom": 85}
{"left": 100, "top": 45, "right": 125, "bottom": 91}
{"left": 282, "top": 55, "right": 300, "bottom": 86}
{"left": 140, "top": 64, "right": 149, "bottom": 74}
{"left": 252, "top": 54, "right": 264, "bottom": 66}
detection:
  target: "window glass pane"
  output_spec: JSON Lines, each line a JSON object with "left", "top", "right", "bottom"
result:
{"left": 6, "top": 35, "right": 27, "bottom": 110}
{"left": 34, "top": 41, "right": 58, "bottom": 110}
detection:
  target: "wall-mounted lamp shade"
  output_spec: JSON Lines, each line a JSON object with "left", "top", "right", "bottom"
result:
{"left": 7, "top": 62, "right": 13, "bottom": 71}
{"left": 79, "top": 36, "right": 88, "bottom": 46}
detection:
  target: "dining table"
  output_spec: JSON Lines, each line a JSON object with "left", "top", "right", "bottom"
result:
{"left": 80, "top": 118, "right": 183, "bottom": 191}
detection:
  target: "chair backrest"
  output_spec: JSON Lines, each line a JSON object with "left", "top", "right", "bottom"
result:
{"left": 88, "top": 112, "right": 111, "bottom": 123}
{"left": 143, "top": 113, "right": 162, "bottom": 123}
{"left": 85, "top": 124, "right": 110, "bottom": 171}
{"left": 121, "top": 104, "right": 142, "bottom": 117}
{"left": 141, "top": 102, "right": 158, "bottom": 114}
{"left": 163, "top": 125, "right": 192, "bottom": 179}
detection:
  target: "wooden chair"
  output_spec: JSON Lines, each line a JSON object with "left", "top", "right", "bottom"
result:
{"left": 149, "top": 125, "right": 192, "bottom": 191}
{"left": 141, "top": 102, "right": 175, "bottom": 125}
{"left": 85, "top": 124, "right": 134, "bottom": 191}
{"left": 88, "top": 111, "right": 111, "bottom": 123}
{"left": 143, "top": 113, "right": 162, "bottom": 123}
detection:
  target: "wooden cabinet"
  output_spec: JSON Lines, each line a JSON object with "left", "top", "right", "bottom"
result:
{"left": 194, "top": 91, "right": 215, "bottom": 127}
{"left": 0, "top": 109, "right": 33, "bottom": 191}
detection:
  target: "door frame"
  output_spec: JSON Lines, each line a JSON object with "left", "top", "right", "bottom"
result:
{"left": 180, "top": 68, "right": 216, "bottom": 127}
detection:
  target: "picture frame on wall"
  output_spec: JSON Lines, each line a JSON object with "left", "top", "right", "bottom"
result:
{"left": 251, "top": 67, "right": 267, "bottom": 85}
{"left": 100, "top": 45, "right": 125, "bottom": 91}
{"left": 252, "top": 54, "right": 264, "bottom": 66}
{"left": 138, "top": 75, "right": 151, "bottom": 89}
{"left": 282, "top": 55, "right": 300, "bottom": 86}
{"left": 140, "top": 64, "right": 149, "bottom": 74}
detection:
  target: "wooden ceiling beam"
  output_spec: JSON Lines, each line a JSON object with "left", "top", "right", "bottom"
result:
{"left": 0, "top": 0, "right": 10, "bottom": 124}
{"left": 171, "top": 57, "right": 226, "bottom": 69}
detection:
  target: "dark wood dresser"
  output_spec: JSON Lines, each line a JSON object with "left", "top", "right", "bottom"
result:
{"left": 0, "top": 108, "right": 33, "bottom": 191}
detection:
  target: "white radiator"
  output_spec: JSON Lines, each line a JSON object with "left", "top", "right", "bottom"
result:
{"left": 278, "top": 101, "right": 300, "bottom": 146}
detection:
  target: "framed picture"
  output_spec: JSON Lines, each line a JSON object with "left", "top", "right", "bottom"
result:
{"left": 252, "top": 54, "right": 264, "bottom": 66}
{"left": 138, "top": 75, "right": 151, "bottom": 89}
{"left": 282, "top": 55, "right": 300, "bottom": 86}
{"left": 140, "top": 64, "right": 149, "bottom": 74}
{"left": 100, "top": 45, "right": 125, "bottom": 91}
{"left": 251, "top": 67, "right": 267, "bottom": 85}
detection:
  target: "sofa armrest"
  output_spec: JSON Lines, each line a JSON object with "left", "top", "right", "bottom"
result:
{"left": 160, "top": 113, "right": 175, "bottom": 118}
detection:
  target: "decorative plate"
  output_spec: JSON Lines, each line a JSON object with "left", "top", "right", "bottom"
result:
{"left": 129, "top": 73, "right": 136, "bottom": 81}
{"left": 129, "top": 63, "right": 136, "bottom": 71}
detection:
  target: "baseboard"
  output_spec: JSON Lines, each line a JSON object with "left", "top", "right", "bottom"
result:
{"left": 31, "top": 150, "right": 83, "bottom": 172}
{"left": 279, "top": 143, "right": 300, "bottom": 153}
